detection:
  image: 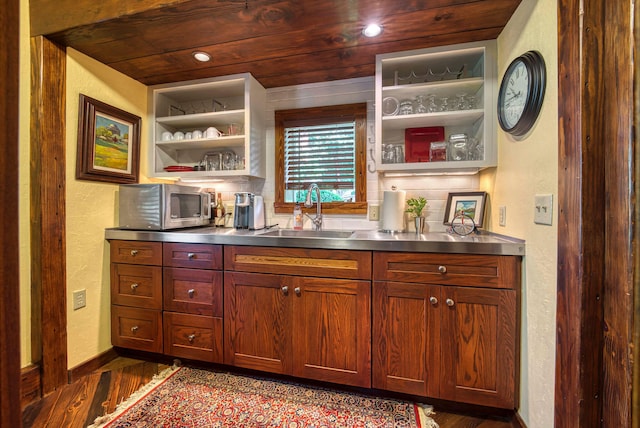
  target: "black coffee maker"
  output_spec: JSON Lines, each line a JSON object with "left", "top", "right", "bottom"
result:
{"left": 233, "top": 192, "right": 265, "bottom": 230}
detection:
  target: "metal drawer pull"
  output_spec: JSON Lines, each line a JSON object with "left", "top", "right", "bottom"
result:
{"left": 130, "top": 283, "right": 139, "bottom": 291}
{"left": 130, "top": 250, "right": 138, "bottom": 256}
{"left": 294, "top": 287, "right": 301, "bottom": 295}
{"left": 188, "top": 334, "right": 196, "bottom": 343}
{"left": 188, "top": 289, "right": 195, "bottom": 298}
{"left": 438, "top": 265, "right": 447, "bottom": 274}
{"left": 187, "top": 252, "right": 195, "bottom": 259}
{"left": 429, "top": 296, "right": 438, "bottom": 305}
{"left": 281, "top": 286, "right": 289, "bottom": 294}
{"left": 446, "top": 298, "right": 455, "bottom": 307}
{"left": 131, "top": 326, "right": 139, "bottom": 333}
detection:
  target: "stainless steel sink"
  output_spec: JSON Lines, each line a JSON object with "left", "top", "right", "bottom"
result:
{"left": 259, "top": 229, "right": 354, "bottom": 239}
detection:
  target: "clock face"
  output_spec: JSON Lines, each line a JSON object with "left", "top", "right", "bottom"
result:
{"left": 497, "top": 51, "right": 546, "bottom": 137}
{"left": 501, "top": 60, "right": 529, "bottom": 128}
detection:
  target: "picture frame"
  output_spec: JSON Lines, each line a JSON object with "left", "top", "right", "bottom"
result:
{"left": 76, "top": 94, "right": 141, "bottom": 184}
{"left": 443, "top": 191, "right": 487, "bottom": 228}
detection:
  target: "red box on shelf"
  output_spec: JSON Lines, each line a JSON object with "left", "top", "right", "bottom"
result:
{"left": 404, "top": 126, "right": 445, "bottom": 162}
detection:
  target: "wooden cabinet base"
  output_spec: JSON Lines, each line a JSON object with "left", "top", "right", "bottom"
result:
{"left": 163, "top": 312, "right": 222, "bottom": 363}
{"left": 109, "top": 241, "right": 521, "bottom": 410}
{"left": 111, "top": 306, "right": 162, "bottom": 353}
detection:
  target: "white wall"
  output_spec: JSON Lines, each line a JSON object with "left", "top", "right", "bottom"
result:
{"left": 485, "top": 0, "right": 559, "bottom": 427}
{"left": 19, "top": 0, "right": 31, "bottom": 367}
{"left": 65, "top": 49, "right": 150, "bottom": 368}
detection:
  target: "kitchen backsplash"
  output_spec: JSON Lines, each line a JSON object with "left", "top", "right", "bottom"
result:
{"left": 179, "top": 76, "right": 481, "bottom": 233}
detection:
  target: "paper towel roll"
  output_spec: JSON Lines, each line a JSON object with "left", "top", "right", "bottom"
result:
{"left": 381, "top": 190, "right": 406, "bottom": 232}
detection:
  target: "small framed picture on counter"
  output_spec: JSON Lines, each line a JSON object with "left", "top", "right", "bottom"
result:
{"left": 444, "top": 191, "right": 487, "bottom": 227}
{"left": 76, "top": 94, "right": 141, "bottom": 184}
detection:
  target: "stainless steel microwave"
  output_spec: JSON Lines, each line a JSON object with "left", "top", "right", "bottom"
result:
{"left": 118, "top": 184, "right": 211, "bottom": 230}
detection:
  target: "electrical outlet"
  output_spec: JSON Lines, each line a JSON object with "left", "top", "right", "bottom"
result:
{"left": 534, "top": 194, "right": 553, "bottom": 225}
{"left": 73, "top": 289, "right": 86, "bottom": 310}
{"left": 369, "top": 204, "right": 380, "bottom": 221}
{"left": 499, "top": 206, "right": 507, "bottom": 227}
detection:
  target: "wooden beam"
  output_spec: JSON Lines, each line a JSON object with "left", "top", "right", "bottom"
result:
{"left": 29, "top": 0, "right": 190, "bottom": 37}
{"left": 30, "top": 36, "right": 68, "bottom": 394}
{"left": 601, "top": 1, "right": 635, "bottom": 426}
{"left": 556, "top": 0, "right": 636, "bottom": 426}
{"left": 555, "top": 0, "right": 606, "bottom": 423}
{"left": 0, "top": 0, "right": 23, "bottom": 425}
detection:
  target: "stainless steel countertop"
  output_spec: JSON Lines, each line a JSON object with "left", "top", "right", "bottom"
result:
{"left": 105, "top": 226, "right": 525, "bottom": 256}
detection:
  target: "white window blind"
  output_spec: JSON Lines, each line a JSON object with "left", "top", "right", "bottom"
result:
{"left": 284, "top": 121, "right": 356, "bottom": 191}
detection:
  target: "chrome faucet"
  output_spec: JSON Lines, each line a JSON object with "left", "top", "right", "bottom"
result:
{"left": 304, "top": 183, "right": 323, "bottom": 230}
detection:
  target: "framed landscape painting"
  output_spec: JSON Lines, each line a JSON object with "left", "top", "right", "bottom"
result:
{"left": 443, "top": 191, "right": 487, "bottom": 227}
{"left": 76, "top": 94, "right": 141, "bottom": 184}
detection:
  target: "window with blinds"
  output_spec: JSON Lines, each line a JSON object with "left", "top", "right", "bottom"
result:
{"left": 284, "top": 121, "right": 356, "bottom": 203}
{"left": 274, "top": 103, "right": 367, "bottom": 214}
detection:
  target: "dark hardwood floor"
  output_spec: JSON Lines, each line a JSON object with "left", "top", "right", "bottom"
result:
{"left": 22, "top": 357, "right": 516, "bottom": 427}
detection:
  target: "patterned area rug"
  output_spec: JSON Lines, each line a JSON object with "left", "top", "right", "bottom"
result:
{"left": 89, "top": 365, "right": 438, "bottom": 427}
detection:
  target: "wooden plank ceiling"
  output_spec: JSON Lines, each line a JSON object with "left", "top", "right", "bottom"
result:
{"left": 30, "top": 0, "right": 521, "bottom": 88}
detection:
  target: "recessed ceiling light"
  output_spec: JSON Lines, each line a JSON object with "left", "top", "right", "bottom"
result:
{"left": 362, "top": 23, "right": 383, "bottom": 38}
{"left": 193, "top": 51, "right": 211, "bottom": 62}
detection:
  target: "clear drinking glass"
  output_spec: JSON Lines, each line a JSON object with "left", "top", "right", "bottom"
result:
{"left": 222, "top": 151, "right": 237, "bottom": 170}
{"left": 455, "top": 93, "right": 467, "bottom": 110}
{"left": 398, "top": 99, "right": 414, "bottom": 115}
{"left": 414, "top": 95, "right": 428, "bottom": 114}
{"left": 466, "top": 95, "right": 477, "bottom": 110}
{"left": 438, "top": 97, "right": 450, "bottom": 112}
{"left": 426, "top": 94, "right": 438, "bottom": 113}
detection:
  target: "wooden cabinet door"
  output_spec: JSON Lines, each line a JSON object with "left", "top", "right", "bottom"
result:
{"left": 163, "top": 312, "right": 222, "bottom": 363}
{"left": 111, "top": 306, "right": 162, "bottom": 353}
{"left": 163, "top": 267, "right": 222, "bottom": 316}
{"left": 372, "top": 281, "right": 441, "bottom": 397}
{"left": 111, "top": 264, "right": 162, "bottom": 309}
{"left": 440, "top": 286, "right": 517, "bottom": 409}
{"left": 291, "top": 277, "right": 371, "bottom": 388}
{"left": 224, "top": 272, "right": 292, "bottom": 374}
{"left": 163, "top": 243, "right": 222, "bottom": 270}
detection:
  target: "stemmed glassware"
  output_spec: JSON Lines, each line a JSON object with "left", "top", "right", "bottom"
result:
{"left": 414, "top": 95, "right": 428, "bottom": 114}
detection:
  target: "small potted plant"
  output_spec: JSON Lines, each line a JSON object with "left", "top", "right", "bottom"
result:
{"left": 406, "top": 196, "right": 427, "bottom": 233}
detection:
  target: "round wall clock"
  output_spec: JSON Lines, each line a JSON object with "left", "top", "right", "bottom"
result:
{"left": 497, "top": 50, "right": 546, "bottom": 137}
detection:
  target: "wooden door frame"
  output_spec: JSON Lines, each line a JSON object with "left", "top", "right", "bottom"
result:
{"left": 555, "top": 0, "right": 636, "bottom": 426}
{"left": 1, "top": 0, "right": 23, "bottom": 425}
{"left": 29, "top": 35, "right": 68, "bottom": 394}
{"left": 12, "top": 1, "right": 636, "bottom": 425}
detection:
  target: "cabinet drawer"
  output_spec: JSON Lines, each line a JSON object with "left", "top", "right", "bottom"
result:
{"left": 373, "top": 252, "right": 520, "bottom": 289}
{"left": 110, "top": 240, "right": 162, "bottom": 266}
{"left": 111, "top": 264, "right": 162, "bottom": 309}
{"left": 111, "top": 305, "right": 162, "bottom": 353}
{"left": 163, "top": 243, "right": 222, "bottom": 269}
{"left": 163, "top": 312, "right": 222, "bottom": 363}
{"left": 163, "top": 268, "right": 222, "bottom": 316}
{"left": 225, "top": 246, "right": 372, "bottom": 280}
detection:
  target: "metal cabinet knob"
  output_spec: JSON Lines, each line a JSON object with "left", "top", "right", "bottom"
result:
{"left": 188, "top": 289, "right": 195, "bottom": 298}
{"left": 429, "top": 296, "right": 438, "bottom": 305}
{"left": 130, "top": 283, "right": 139, "bottom": 291}
{"left": 187, "top": 252, "right": 195, "bottom": 259}
{"left": 294, "top": 287, "right": 301, "bottom": 295}
{"left": 281, "top": 286, "right": 289, "bottom": 294}
{"left": 187, "top": 334, "right": 196, "bottom": 343}
{"left": 446, "top": 298, "right": 455, "bottom": 307}
{"left": 130, "top": 249, "right": 138, "bottom": 256}
{"left": 438, "top": 265, "right": 447, "bottom": 273}
{"left": 131, "top": 326, "right": 139, "bottom": 333}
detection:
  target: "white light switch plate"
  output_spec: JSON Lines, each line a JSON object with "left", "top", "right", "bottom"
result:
{"left": 73, "top": 289, "right": 86, "bottom": 310}
{"left": 534, "top": 194, "right": 553, "bottom": 225}
{"left": 369, "top": 204, "right": 380, "bottom": 221}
